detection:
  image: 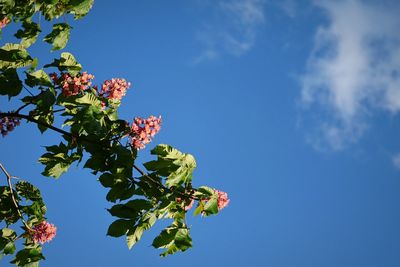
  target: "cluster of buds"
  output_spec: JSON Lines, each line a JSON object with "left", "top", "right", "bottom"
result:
{"left": 0, "top": 116, "right": 20, "bottom": 137}
{"left": 31, "top": 221, "right": 57, "bottom": 244}
{"left": 130, "top": 116, "right": 162, "bottom": 149}
{"left": 50, "top": 72, "right": 94, "bottom": 97}
{"left": 0, "top": 17, "right": 10, "bottom": 29}
{"left": 100, "top": 78, "right": 131, "bottom": 101}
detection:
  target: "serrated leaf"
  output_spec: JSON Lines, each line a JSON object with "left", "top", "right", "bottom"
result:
{"left": 15, "top": 181, "right": 42, "bottom": 201}
{"left": 144, "top": 144, "right": 197, "bottom": 187}
{"left": 43, "top": 23, "right": 71, "bottom": 51}
{"left": 38, "top": 142, "right": 78, "bottom": 178}
{"left": 0, "top": 68, "right": 22, "bottom": 97}
{"left": 75, "top": 92, "right": 101, "bottom": 106}
{"left": 68, "top": 0, "right": 94, "bottom": 19}
{"left": 44, "top": 52, "right": 81, "bottom": 75}
{"left": 152, "top": 227, "right": 178, "bottom": 248}
{"left": 25, "top": 69, "right": 52, "bottom": 87}
{"left": 0, "top": 43, "right": 32, "bottom": 69}
{"left": 126, "top": 212, "right": 156, "bottom": 249}
{"left": 107, "top": 219, "right": 131, "bottom": 237}
{"left": 14, "top": 21, "right": 41, "bottom": 48}
{"left": 203, "top": 197, "right": 218, "bottom": 216}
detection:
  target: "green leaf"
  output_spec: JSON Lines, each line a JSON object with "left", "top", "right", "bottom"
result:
{"left": 107, "top": 219, "right": 131, "bottom": 237}
{"left": 0, "top": 68, "right": 22, "bottom": 97}
{"left": 75, "top": 92, "right": 101, "bottom": 107}
{"left": 174, "top": 228, "right": 192, "bottom": 249}
{"left": 152, "top": 224, "right": 192, "bottom": 257}
{"left": 203, "top": 197, "right": 218, "bottom": 216}
{"left": 152, "top": 227, "right": 178, "bottom": 248}
{"left": 1, "top": 228, "right": 16, "bottom": 239}
{"left": 108, "top": 200, "right": 152, "bottom": 219}
{"left": 14, "top": 21, "right": 41, "bottom": 48}
{"left": 15, "top": 181, "right": 42, "bottom": 201}
{"left": 3, "top": 241, "right": 15, "bottom": 254}
{"left": 144, "top": 144, "right": 197, "bottom": 187}
{"left": 10, "top": 246, "right": 44, "bottom": 266}
{"left": 38, "top": 142, "right": 78, "bottom": 178}
{"left": 25, "top": 69, "right": 52, "bottom": 87}
{"left": 126, "top": 212, "right": 156, "bottom": 249}
{"left": 0, "top": 43, "right": 32, "bottom": 69}
{"left": 106, "top": 183, "right": 135, "bottom": 203}
{"left": 68, "top": 0, "right": 94, "bottom": 19}
{"left": 43, "top": 23, "right": 71, "bottom": 51}
{"left": 44, "top": 52, "right": 82, "bottom": 75}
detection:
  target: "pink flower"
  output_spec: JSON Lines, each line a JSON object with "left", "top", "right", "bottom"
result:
{"left": 130, "top": 115, "right": 162, "bottom": 149}
{"left": 0, "top": 17, "right": 10, "bottom": 29}
{"left": 100, "top": 78, "right": 131, "bottom": 101}
{"left": 31, "top": 221, "right": 57, "bottom": 244}
{"left": 215, "top": 189, "right": 230, "bottom": 210}
{"left": 52, "top": 72, "right": 94, "bottom": 97}
{"left": 0, "top": 116, "right": 20, "bottom": 137}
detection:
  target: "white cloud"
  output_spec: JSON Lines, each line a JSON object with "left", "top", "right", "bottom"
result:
{"left": 393, "top": 154, "right": 400, "bottom": 169}
{"left": 301, "top": 0, "right": 400, "bottom": 150}
{"left": 194, "top": 0, "right": 265, "bottom": 63}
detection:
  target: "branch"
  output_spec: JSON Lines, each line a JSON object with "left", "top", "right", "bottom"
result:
{"left": 1, "top": 112, "right": 198, "bottom": 201}
{"left": 0, "top": 112, "right": 73, "bottom": 137}
{"left": 0, "top": 163, "right": 31, "bottom": 231}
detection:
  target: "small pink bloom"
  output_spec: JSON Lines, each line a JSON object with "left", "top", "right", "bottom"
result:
{"left": 129, "top": 115, "right": 162, "bottom": 150}
{"left": 215, "top": 189, "right": 230, "bottom": 210}
{"left": 53, "top": 72, "right": 94, "bottom": 97}
{"left": 31, "top": 221, "right": 57, "bottom": 244}
{"left": 0, "top": 17, "right": 10, "bottom": 29}
{"left": 100, "top": 78, "right": 131, "bottom": 101}
{"left": 0, "top": 116, "right": 20, "bottom": 137}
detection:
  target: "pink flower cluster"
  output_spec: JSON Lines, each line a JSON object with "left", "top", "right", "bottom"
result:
{"left": 130, "top": 116, "right": 162, "bottom": 149}
{"left": 100, "top": 78, "right": 131, "bottom": 100}
{"left": 0, "top": 116, "right": 20, "bottom": 137}
{"left": 215, "top": 189, "right": 229, "bottom": 210}
{"left": 51, "top": 72, "right": 94, "bottom": 97}
{"left": 31, "top": 221, "right": 57, "bottom": 244}
{"left": 0, "top": 17, "right": 10, "bottom": 29}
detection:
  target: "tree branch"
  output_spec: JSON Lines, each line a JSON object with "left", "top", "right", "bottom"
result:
{"left": 1, "top": 112, "right": 198, "bottom": 201}
{"left": 0, "top": 163, "right": 31, "bottom": 231}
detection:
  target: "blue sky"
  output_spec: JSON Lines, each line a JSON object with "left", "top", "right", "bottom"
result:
{"left": 2, "top": 0, "right": 400, "bottom": 266}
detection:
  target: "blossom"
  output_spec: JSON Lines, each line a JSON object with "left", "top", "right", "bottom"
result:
{"left": 0, "top": 116, "right": 20, "bottom": 137}
{"left": 0, "top": 17, "right": 10, "bottom": 29}
{"left": 100, "top": 78, "right": 131, "bottom": 100}
{"left": 31, "top": 221, "right": 57, "bottom": 244}
{"left": 215, "top": 189, "right": 229, "bottom": 210}
{"left": 130, "top": 115, "right": 162, "bottom": 149}
{"left": 51, "top": 72, "right": 94, "bottom": 97}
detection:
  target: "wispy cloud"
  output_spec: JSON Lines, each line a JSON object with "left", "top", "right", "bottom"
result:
{"left": 194, "top": 0, "right": 265, "bottom": 64}
{"left": 301, "top": 0, "right": 400, "bottom": 150}
{"left": 392, "top": 154, "right": 400, "bottom": 169}
{"left": 279, "top": 0, "right": 297, "bottom": 18}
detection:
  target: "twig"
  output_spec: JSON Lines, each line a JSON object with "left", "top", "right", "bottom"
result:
{"left": 23, "top": 85, "right": 34, "bottom": 96}
{"left": 0, "top": 112, "right": 198, "bottom": 201}
{"left": 15, "top": 103, "right": 31, "bottom": 114}
{"left": 0, "top": 163, "right": 31, "bottom": 231}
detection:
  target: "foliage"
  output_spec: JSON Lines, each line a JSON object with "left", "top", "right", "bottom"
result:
{"left": 0, "top": 0, "right": 229, "bottom": 266}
